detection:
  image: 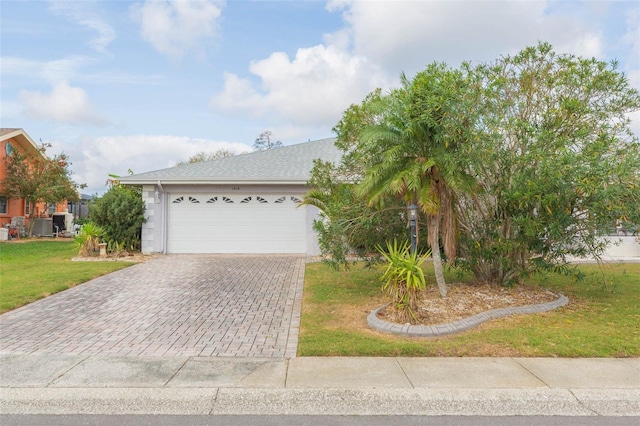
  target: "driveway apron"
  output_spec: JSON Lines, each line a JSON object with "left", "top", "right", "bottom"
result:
{"left": 0, "top": 255, "right": 305, "bottom": 358}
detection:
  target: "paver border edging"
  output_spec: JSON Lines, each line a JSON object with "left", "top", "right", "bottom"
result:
{"left": 367, "top": 294, "right": 569, "bottom": 337}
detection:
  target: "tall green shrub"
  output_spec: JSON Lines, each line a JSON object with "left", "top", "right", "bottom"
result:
{"left": 89, "top": 186, "right": 145, "bottom": 250}
{"left": 455, "top": 42, "right": 640, "bottom": 285}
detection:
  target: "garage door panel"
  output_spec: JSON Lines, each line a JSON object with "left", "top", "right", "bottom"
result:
{"left": 167, "top": 193, "right": 306, "bottom": 254}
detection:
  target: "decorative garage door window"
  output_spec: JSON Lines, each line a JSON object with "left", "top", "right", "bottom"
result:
{"left": 275, "top": 196, "right": 302, "bottom": 204}
{"left": 170, "top": 195, "right": 302, "bottom": 204}
{"left": 171, "top": 196, "right": 201, "bottom": 203}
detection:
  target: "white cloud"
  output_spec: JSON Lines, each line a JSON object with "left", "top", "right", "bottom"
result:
{"left": 619, "top": 7, "right": 639, "bottom": 137}
{"left": 0, "top": 55, "right": 163, "bottom": 87}
{"left": 0, "top": 99, "right": 24, "bottom": 128}
{"left": 0, "top": 56, "right": 40, "bottom": 75}
{"left": 211, "top": 44, "right": 391, "bottom": 128}
{"left": 626, "top": 70, "right": 640, "bottom": 137}
{"left": 131, "top": 0, "right": 223, "bottom": 60}
{"left": 0, "top": 55, "right": 93, "bottom": 84}
{"left": 19, "top": 81, "right": 108, "bottom": 125}
{"left": 329, "top": 0, "right": 606, "bottom": 72}
{"left": 41, "top": 56, "right": 97, "bottom": 83}
{"left": 211, "top": 0, "right": 614, "bottom": 133}
{"left": 623, "top": 7, "right": 639, "bottom": 69}
{"left": 554, "top": 33, "right": 603, "bottom": 60}
{"left": 50, "top": 135, "right": 250, "bottom": 194}
{"left": 48, "top": 0, "right": 116, "bottom": 54}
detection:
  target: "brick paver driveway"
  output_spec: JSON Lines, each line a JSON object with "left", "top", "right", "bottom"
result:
{"left": 0, "top": 255, "right": 305, "bottom": 358}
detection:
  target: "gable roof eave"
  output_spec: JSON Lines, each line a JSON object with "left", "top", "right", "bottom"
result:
{"left": 120, "top": 177, "right": 310, "bottom": 186}
{"left": 0, "top": 128, "right": 41, "bottom": 155}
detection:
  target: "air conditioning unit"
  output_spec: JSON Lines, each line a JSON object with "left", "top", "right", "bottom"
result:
{"left": 32, "top": 218, "right": 53, "bottom": 237}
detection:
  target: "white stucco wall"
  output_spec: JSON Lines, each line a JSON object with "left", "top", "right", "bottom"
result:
{"left": 601, "top": 236, "right": 640, "bottom": 258}
{"left": 140, "top": 184, "right": 164, "bottom": 254}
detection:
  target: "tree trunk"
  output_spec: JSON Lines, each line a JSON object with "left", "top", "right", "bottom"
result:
{"left": 431, "top": 244, "right": 447, "bottom": 297}
{"left": 26, "top": 199, "right": 38, "bottom": 238}
{"left": 428, "top": 214, "right": 447, "bottom": 297}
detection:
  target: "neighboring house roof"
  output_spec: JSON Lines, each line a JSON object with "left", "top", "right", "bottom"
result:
{"left": 0, "top": 128, "right": 39, "bottom": 152}
{"left": 0, "top": 128, "right": 21, "bottom": 137}
{"left": 119, "top": 137, "right": 341, "bottom": 185}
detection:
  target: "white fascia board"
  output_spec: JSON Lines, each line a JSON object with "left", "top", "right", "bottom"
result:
{"left": 120, "top": 178, "right": 308, "bottom": 186}
{"left": 1, "top": 128, "right": 39, "bottom": 151}
{"left": 0, "top": 129, "right": 23, "bottom": 142}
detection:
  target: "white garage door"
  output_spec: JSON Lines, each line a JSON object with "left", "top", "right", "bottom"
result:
{"left": 167, "top": 193, "right": 307, "bottom": 254}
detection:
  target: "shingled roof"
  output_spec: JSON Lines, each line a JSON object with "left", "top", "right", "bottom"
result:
{"left": 119, "top": 137, "right": 341, "bottom": 185}
{"left": 1, "top": 128, "right": 41, "bottom": 153}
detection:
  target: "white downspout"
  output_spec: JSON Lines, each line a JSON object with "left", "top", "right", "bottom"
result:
{"left": 156, "top": 180, "right": 166, "bottom": 253}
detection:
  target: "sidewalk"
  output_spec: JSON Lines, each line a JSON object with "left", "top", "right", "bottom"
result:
{"left": 1, "top": 355, "right": 638, "bottom": 416}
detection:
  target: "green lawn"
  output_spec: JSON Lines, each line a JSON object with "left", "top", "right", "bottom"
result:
{"left": 299, "top": 262, "right": 640, "bottom": 357}
{"left": 0, "top": 240, "right": 135, "bottom": 314}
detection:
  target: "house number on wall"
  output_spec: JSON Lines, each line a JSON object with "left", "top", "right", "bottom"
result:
{"left": 232, "top": 186, "right": 240, "bottom": 191}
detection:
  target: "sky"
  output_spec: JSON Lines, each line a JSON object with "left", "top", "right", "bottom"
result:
{"left": 1, "top": 0, "right": 639, "bottom": 195}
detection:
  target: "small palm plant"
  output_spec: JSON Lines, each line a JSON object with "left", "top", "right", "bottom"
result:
{"left": 378, "top": 240, "right": 431, "bottom": 323}
{"left": 74, "top": 222, "right": 104, "bottom": 256}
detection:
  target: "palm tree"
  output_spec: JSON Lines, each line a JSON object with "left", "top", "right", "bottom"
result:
{"left": 358, "top": 66, "right": 472, "bottom": 297}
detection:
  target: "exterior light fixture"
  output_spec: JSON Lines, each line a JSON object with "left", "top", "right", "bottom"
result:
{"left": 407, "top": 203, "right": 418, "bottom": 255}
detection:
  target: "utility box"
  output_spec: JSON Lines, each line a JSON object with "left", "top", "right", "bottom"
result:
{"left": 0, "top": 228, "right": 8, "bottom": 241}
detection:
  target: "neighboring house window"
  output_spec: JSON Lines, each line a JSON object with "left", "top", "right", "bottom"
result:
{"left": 0, "top": 195, "right": 7, "bottom": 214}
{"left": 5, "top": 141, "right": 14, "bottom": 156}
{"left": 48, "top": 203, "right": 56, "bottom": 215}
{"left": 25, "top": 201, "right": 31, "bottom": 215}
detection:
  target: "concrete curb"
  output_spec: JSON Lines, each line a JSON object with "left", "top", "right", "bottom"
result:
{"left": 1, "top": 387, "right": 637, "bottom": 416}
{"left": 368, "top": 294, "right": 569, "bottom": 337}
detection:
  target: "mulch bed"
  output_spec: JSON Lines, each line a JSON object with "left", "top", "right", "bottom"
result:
{"left": 378, "top": 282, "right": 560, "bottom": 325}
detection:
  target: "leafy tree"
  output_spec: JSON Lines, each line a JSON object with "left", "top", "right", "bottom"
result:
{"left": 175, "top": 149, "right": 235, "bottom": 166}
{"left": 253, "top": 131, "right": 282, "bottom": 151}
{"left": 456, "top": 42, "right": 640, "bottom": 285}
{"left": 356, "top": 65, "right": 475, "bottom": 297}
{"left": 89, "top": 185, "right": 145, "bottom": 250}
{"left": 303, "top": 90, "right": 412, "bottom": 269}
{"left": 307, "top": 66, "right": 472, "bottom": 295}
{"left": 303, "top": 158, "right": 408, "bottom": 269}
{"left": 2, "top": 142, "right": 81, "bottom": 236}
